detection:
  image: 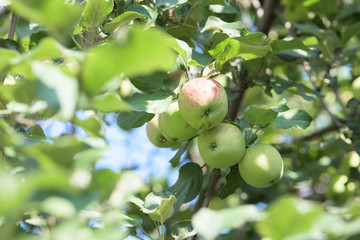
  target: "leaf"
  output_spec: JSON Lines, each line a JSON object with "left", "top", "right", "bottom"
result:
{"left": 200, "top": 16, "right": 246, "bottom": 37}
{"left": 0, "top": 39, "right": 21, "bottom": 52}
{"left": 168, "top": 162, "right": 203, "bottom": 211}
{"left": 127, "top": 4, "right": 152, "bottom": 19}
{"left": 92, "top": 93, "right": 131, "bottom": 112}
{"left": 74, "top": 116, "right": 104, "bottom": 137}
{"left": 343, "top": 22, "right": 360, "bottom": 43}
{"left": 163, "top": 70, "right": 187, "bottom": 94}
{"left": 0, "top": 48, "right": 18, "bottom": 80}
{"left": 122, "top": 214, "right": 143, "bottom": 228}
{"left": 82, "top": 27, "right": 177, "bottom": 95}
{"left": 127, "top": 91, "right": 172, "bottom": 114}
{"left": 169, "top": 140, "right": 191, "bottom": 167}
{"left": 81, "top": 0, "right": 114, "bottom": 28}
{"left": 272, "top": 109, "right": 312, "bottom": 129}
{"left": 270, "top": 98, "right": 290, "bottom": 112}
{"left": 272, "top": 77, "right": 317, "bottom": 101}
{"left": 244, "top": 106, "right": 278, "bottom": 127}
{"left": 219, "top": 166, "right": 243, "bottom": 199}
{"left": 171, "top": 221, "right": 197, "bottom": 240}
{"left": 116, "top": 111, "right": 154, "bottom": 130}
{"left": 256, "top": 195, "right": 323, "bottom": 240}
{"left": 142, "top": 192, "right": 177, "bottom": 223}
{"left": 102, "top": 11, "right": 148, "bottom": 33}
{"left": 270, "top": 39, "right": 310, "bottom": 54}
{"left": 32, "top": 62, "right": 78, "bottom": 120}
{"left": 154, "top": 0, "right": 187, "bottom": 9}
{"left": 10, "top": 0, "right": 81, "bottom": 44}
{"left": 129, "top": 71, "right": 167, "bottom": 92}
{"left": 346, "top": 98, "right": 360, "bottom": 108}
{"left": 24, "top": 125, "right": 46, "bottom": 139}
{"left": 192, "top": 205, "right": 261, "bottom": 240}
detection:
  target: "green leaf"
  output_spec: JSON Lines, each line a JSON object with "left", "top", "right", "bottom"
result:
{"left": 127, "top": 4, "right": 152, "bottom": 19}
{"left": 81, "top": 0, "right": 114, "bottom": 28}
{"left": 142, "top": 192, "right": 177, "bottom": 223}
{"left": 192, "top": 205, "right": 261, "bottom": 240}
{"left": 200, "top": 16, "right": 246, "bottom": 37}
{"left": 24, "top": 125, "right": 46, "bottom": 139}
{"left": 272, "top": 77, "right": 317, "bottom": 101}
{"left": 171, "top": 221, "right": 197, "bottom": 240}
{"left": 122, "top": 214, "right": 143, "bottom": 228}
{"left": 219, "top": 166, "right": 243, "bottom": 199}
{"left": 41, "top": 197, "right": 76, "bottom": 218}
{"left": 270, "top": 98, "right": 290, "bottom": 112}
{"left": 92, "top": 93, "right": 130, "bottom": 112}
{"left": 33, "top": 62, "right": 79, "bottom": 120}
{"left": 127, "top": 91, "right": 172, "bottom": 114}
{"left": 270, "top": 39, "right": 310, "bottom": 54}
{"left": 272, "top": 109, "right": 312, "bottom": 129}
{"left": 154, "top": 0, "right": 187, "bottom": 9}
{"left": 102, "top": 11, "right": 148, "bottom": 33}
{"left": 244, "top": 106, "right": 278, "bottom": 127}
{"left": 0, "top": 39, "right": 21, "bottom": 52}
{"left": 75, "top": 116, "right": 104, "bottom": 137}
{"left": 256, "top": 195, "right": 323, "bottom": 240}
{"left": 346, "top": 98, "right": 360, "bottom": 108}
{"left": 10, "top": 0, "right": 81, "bottom": 44}
{"left": 163, "top": 70, "right": 187, "bottom": 94}
{"left": 116, "top": 111, "right": 154, "bottom": 130}
{"left": 343, "top": 22, "right": 360, "bottom": 43}
{"left": 0, "top": 48, "right": 18, "bottom": 80}
{"left": 168, "top": 162, "right": 203, "bottom": 211}
{"left": 129, "top": 71, "right": 167, "bottom": 92}
{"left": 211, "top": 38, "right": 272, "bottom": 68}
{"left": 169, "top": 140, "right": 191, "bottom": 167}
{"left": 82, "top": 27, "right": 177, "bottom": 95}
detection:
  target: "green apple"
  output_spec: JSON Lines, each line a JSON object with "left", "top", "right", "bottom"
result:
{"left": 146, "top": 115, "right": 179, "bottom": 148}
{"left": 198, "top": 123, "right": 246, "bottom": 168}
{"left": 178, "top": 78, "right": 228, "bottom": 130}
{"left": 239, "top": 144, "right": 284, "bottom": 188}
{"left": 158, "top": 101, "right": 198, "bottom": 142}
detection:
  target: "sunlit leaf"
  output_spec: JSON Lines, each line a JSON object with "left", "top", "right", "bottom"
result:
{"left": 272, "top": 109, "right": 312, "bottom": 129}
{"left": 127, "top": 91, "right": 172, "bottom": 114}
{"left": 171, "top": 221, "right": 197, "bottom": 240}
{"left": 244, "top": 106, "right": 278, "bottom": 127}
{"left": 81, "top": 0, "right": 114, "bottom": 28}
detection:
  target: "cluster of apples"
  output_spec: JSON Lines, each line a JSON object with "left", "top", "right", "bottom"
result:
{"left": 146, "top": 78, "right": 284, "bottom": 188}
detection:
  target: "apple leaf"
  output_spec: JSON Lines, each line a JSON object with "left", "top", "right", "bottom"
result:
{"left": 154, "top": 0, "right": 187, "bottom": 9}
{"left": 92, "top": 93, "right": 131, "bottom": 113}
{"left": 244, "top": 106, "right": 278, "bottom": 128}
{"left": 171, "top": 220, "right": 197, "bottom": 240}
{"left": 116, "top": 111, "right": 154, "bottom": 130}
{"left": 272, "top": 109, "right": 312, "bottom": 129}
{"left": 272, "top": 77, "right": 318, "bottom": 101}
{"left": 270, "top": 39, "right": 310, "bottom": 54}
{"left": 168, "top": 162, "right": 203, "bottom": 212}
{"left": 127, "top": 4, "right": 152, "bottom": 19}
{"left": 169, "top": 140, "right": 191, "bottom": 167}
{"left": 346, "top": 98, "right": 360, "bottom": 108}
{"left": 81, "top": 0, "right": 113, "bottom": 28}
{"left": 122, "top": 214, "right": 143, "bottom": 228}
{"left": 24, "top": 125, "right": 46, "bottom": 139}
{"left": 129, "top": 71, "right": 167, "bottom": 92}
{"left": 270, "top": 98, "right": 289, "bottom": 113}
{"left": 192, "top": 205, "right": 261, "bottom": 240}
{"left": 200, "top": 16, "right": 246, "bottom": 37}
{"left": 102, "top": 11, "right": 149, "bottom": 33}
{"left": 142, "top": 191, "right": 177, "bottom": 223}
{"left": 219, "top": 166, "right": 243, "bottom": 199}
{"left": 127, "top": 91, "right": 172, "bottom": 114}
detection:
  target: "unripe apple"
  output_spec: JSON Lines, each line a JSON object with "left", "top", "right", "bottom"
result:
{"left": 178, "top": 78, "right": 228, "bottom": 130}
{"left": 239, "top": 144, "right": 284, "bottom": 188}
{"left": 158, "top": 101, "right": 198, "bottom": 142}
{"left": 198, "top": 123, "right": 246, "bottom": 168}
{"left": 146, "top": 115, "right": 179, "bottom": 148}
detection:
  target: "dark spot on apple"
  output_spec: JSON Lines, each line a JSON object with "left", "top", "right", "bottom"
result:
{"left": 204, "top": 109, "right": 210, "bottom": 118}
{"left": 270, "top": 179, "right": 276, "bottom": 184}
{"left": 210, "top": 143, "right": 216, "bottom": 150}
{"left": 172, "top": 138, "right": 178, "bottom": 142}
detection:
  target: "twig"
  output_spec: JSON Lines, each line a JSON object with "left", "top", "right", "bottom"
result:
{"left": 8, "top": 12, "right": 18, "bottom": 40}
{"left": 293, "top": 124, "right": 339, "bottom": 142}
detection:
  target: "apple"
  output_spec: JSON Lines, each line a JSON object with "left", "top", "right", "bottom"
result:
{"left": 238, "top": 144, "right": 284, "bottom": 188}
{"left": 178, "top": 78, "right": 228, "bottom": 130}
{"left": 146, "top": 115, "right": 179, "bottom": 148}
{"left": 198, "top": 123, "right": 246, "bottom": 168}
{"left": 158, "top": 101, "right": 198, "bottom": 142}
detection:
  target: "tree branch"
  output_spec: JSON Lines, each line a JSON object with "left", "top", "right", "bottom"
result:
{"left": 8, "top": 12, "right": 18, "bottom": 40}
{"left": 293, "top": 124, "right": 339, "bottom": 142}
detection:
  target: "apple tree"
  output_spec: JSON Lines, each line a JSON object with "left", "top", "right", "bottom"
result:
{"left": 1, "top": 0, "right": 360, "bottom": 239}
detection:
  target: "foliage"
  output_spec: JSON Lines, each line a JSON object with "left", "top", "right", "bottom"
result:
{"left": 0, "top": 0, "right": 360, "bottom": 239}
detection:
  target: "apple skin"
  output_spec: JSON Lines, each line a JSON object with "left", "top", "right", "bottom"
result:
{"left": 238, "top": 144, "right": 284, "bottom": 188}
{"left": 198, "top": 123, "right": 246, "bottom": 168}
{"left": 158, "top": 101, "right": 198, "bottom": 142}
{"left": 146, "top": 115, "right": 180, "bottom": 148}
{"left": 178, "top": 78, "right": 228, "bottom": 130}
